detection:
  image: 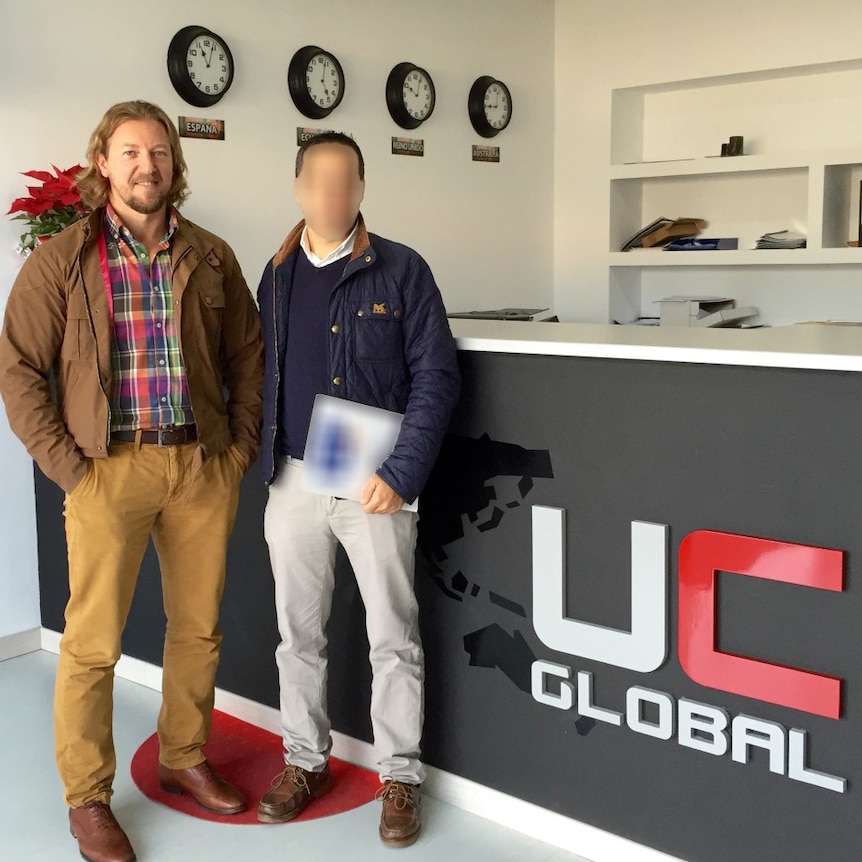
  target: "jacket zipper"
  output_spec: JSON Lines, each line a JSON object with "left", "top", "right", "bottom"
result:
{"left": 170, "top": 244, "right": 198, "bottom": 446}
{"left": 270, "top": 262, "right": 280, "bottom": 478}
{"left": 76, "top": 238, "right": 112, "bottom": 449}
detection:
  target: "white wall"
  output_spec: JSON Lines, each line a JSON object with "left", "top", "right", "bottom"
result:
{"left": 10, "top": 0, "right": 862, "bottom": 643}
{"left": 553, "top": 0, "right": 862, "bottom": 323}
{"left": 0, "top": 0, "right": 555, "bottom": 640}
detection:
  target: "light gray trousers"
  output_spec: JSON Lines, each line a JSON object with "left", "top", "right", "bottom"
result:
{"left": 264, "top": 456, "right": 425, "bottom": 784}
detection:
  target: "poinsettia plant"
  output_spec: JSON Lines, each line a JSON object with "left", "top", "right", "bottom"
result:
{"left": 7, "top": 163, "right": 89, "bottom": 255}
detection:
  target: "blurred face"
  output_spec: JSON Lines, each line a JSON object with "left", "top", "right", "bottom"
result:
{"left": 97, "top": 119, "right": 174, "bottom": 216}
{"left": 294, "top": 143, "right": 364, "bottom": 240}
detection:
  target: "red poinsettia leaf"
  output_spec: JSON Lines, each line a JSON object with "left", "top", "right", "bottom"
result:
{"left": 6, "top": 197, "right": 38, "bottom": 215}
{"left": 21, "top": 169, "right": 54, "bottom": 183}
{"left": 8, "top": 164, "right": 89, "bottom": 232}
{"left": 50, "top": 165, "right": 73, "bottom": 185}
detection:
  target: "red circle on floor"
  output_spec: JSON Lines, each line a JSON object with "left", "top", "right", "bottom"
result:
{"left": 130, "top": 710, "right": 381, "bottom": 825}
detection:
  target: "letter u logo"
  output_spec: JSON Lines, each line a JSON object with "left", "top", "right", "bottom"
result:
{"left": 532, "top": 506, "right": 668, "bottom": 673}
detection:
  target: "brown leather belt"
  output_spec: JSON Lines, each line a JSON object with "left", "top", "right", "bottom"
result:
{"left": 111, "top": 425, "right": 198, "bottom": 447}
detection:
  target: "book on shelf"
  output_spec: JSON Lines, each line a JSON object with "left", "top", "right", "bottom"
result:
{"left": 664, "top": 237, "right": 739, "bottom": 251}
{"left": 621, "top": 217, "right": 706, "bottom": 251}
{"left": 755, "top": 230, "right": 806, "bottom": 249}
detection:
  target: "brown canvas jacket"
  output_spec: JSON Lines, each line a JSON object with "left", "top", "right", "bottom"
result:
{"left": 0, "top": 207, "right": 263, "bottom": 493}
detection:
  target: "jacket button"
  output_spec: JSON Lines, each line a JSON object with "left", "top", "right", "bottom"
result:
{"left": 365, "top": 255, "right": 372, "bottom": 263}
{"left": 333, "top": 377, "right": 342, "bottom": 385}
{"left": 205, "top": 296, "right": 213, "bottom": 305}
{"left": 357, "top": 309, "right": 365, "bottom": 317}
{"left": 394, "top": 309, "right": 402, "bottom": 318}
{"left": 331, "top": 324, "right": 340, "bottom": 334}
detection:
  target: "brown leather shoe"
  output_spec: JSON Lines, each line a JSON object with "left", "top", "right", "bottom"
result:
{"left": 69, "top": 801, "right": 136, "bottom": 862}
{"left": 377, "top": 780, "right": 421, "bottom": 847}
{"left": 257, "top": 763, "right": 333, "bottom": 823}
{"left": 158, "top": 759, "right": 247, "bottom": 814}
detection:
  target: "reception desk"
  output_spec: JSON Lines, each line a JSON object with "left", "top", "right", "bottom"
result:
{"left": 36, "top": 321, "right": 862, "bottom": 862}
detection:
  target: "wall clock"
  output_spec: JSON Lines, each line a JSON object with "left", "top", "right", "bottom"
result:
{"left": 288, "top": 45, "right": 345, "bottom": 119}
{"left": 468, "top": 76, "right": 512, "bottom": 138}
{"left": 167, "top": 25, "right": 234, "bottom": 108}
{"left": 386, "top": 62, "right": 436, "bottom": 129}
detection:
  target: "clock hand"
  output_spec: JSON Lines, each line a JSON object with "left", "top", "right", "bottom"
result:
{"left": 320, "top": 59, "right": 332, "bottom": 98}
{"left": 195, "top": 41, "right": 211, "bottom": 69}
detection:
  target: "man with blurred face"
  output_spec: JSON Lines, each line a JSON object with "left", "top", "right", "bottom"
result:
{"left": 256, "top": 133, "right": 460, "bottom": 846}
{"left": 0, "top": 101, "right": 263, "bottom": 862}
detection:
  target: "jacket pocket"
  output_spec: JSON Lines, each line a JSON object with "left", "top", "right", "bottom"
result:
{"left": 198, "top": 284, "right": 226, "bottom": 354}
{"left": 61, "top": 297, "right": 93, "bottom": 360}
{"left": 354, "top": 314, "right": 403, "bottom": 361}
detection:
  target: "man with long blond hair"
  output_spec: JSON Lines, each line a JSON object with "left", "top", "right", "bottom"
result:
{"left": 0, "top": 101, "right": 263, "bottom": 862}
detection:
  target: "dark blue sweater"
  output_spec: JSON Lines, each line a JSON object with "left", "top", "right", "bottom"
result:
{"left": 280, "top": 252, "right": 345, "bottom": 458}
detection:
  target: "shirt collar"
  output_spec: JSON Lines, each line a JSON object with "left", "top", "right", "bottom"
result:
{"left": 299, "top": 220, "right": 358, "bottom": 268}
{"left": 104, "top": 203, "right": 178, "bottom": 248}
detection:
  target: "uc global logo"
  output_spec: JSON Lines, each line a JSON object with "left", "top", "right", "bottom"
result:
{"left": 530, "top": 507, "right": 847, "bottom": 793}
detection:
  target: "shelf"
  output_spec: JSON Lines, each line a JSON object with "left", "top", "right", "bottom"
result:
{"left": 607, "top": 58, "right": 862, "bottom": 325}
{"left": 610, "top": 153, "right": 809, "bottom": 180}
{"left": 611, "top": 148, "right": 862, "bottom": 180}
{"left": 609, "top": 248, "right": 862, "bottom": 268}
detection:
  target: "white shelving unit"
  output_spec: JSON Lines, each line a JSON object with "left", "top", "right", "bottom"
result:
{"left": 608, "top": 58, "right": 862, "bottom": 325}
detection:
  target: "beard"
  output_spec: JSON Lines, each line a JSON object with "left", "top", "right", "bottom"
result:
{"left": 121, "top": 176, "right": 170, "bottom": 215}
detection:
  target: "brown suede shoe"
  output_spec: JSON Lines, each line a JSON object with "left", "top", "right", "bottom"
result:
{"left": 158, "top": 759, "right": 247, "bottom": 814}
{"left": 69, "top": 801, "right": 136, "bottom": 862}
{"left": 257, "top": 763, "right": 333, "bottom": 823}
{"left": 377, "top": 780, "right": 421, "bottom": 847}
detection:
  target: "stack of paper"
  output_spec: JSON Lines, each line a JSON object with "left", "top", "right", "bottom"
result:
{"left": 755, "top": 230, "right": 806, "bottom": 249}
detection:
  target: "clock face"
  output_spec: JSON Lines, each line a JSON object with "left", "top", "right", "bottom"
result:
{"left": 185, "top": 33, "right": 231, "bottom": 99}
{"left": 167, "top": 26, "right": 234, "bottom": 107}
{"left": 483, "top": 81, "right": 511, "bottom": 131}
{"left": 402, "top": 68, "right": 434, "bottom": 122}
{"left": 305, "top": 52, "right": 343, "bottom": 112}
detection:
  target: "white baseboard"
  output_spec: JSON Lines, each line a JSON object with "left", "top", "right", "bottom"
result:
{"left": 39, "top": 627, "right": 685, "bottom": 862}
{"left": 0, "top": 627, "right": 42, "bottom": 662}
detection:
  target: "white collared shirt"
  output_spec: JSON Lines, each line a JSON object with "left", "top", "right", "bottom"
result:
{"left": 299, "top": 221, "right": 359, "bottom": 268}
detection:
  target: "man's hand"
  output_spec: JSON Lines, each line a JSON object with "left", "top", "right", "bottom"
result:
{"left": 361, "top": 474, "right": 404, "bottom": 514}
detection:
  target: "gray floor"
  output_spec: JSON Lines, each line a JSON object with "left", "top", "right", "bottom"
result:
{"left": 0, "top": 650, "right": 591, "bottom": 862}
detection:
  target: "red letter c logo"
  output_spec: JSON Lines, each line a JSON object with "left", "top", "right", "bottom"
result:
{"left": 678, "top": 530, "right": 843, "bottom": 719}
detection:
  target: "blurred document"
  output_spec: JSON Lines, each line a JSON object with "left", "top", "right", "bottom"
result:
{"left": 301, "top": 394, "right": 417, "bottom": 512}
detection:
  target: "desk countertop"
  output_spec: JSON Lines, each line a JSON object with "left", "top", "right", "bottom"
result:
{"left": 449, "top": 320, "right": 862, "bottom": 372}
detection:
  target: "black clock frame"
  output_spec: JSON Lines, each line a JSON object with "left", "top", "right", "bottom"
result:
{"left": 288, "top": 45, "right": 346, "bottom": 119}
{"left": 386, "top": 61, "right": 436, "bottom": 130}
{"left": 468, "top": 75, "right": 512, "bottom": 138}
{"left": 167, "top": 25, "right": 234, "bottom": 108}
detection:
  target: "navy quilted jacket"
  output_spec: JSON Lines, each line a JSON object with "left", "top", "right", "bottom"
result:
{"left": 257, "top": 214, "right": 460, "bottom": 503}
